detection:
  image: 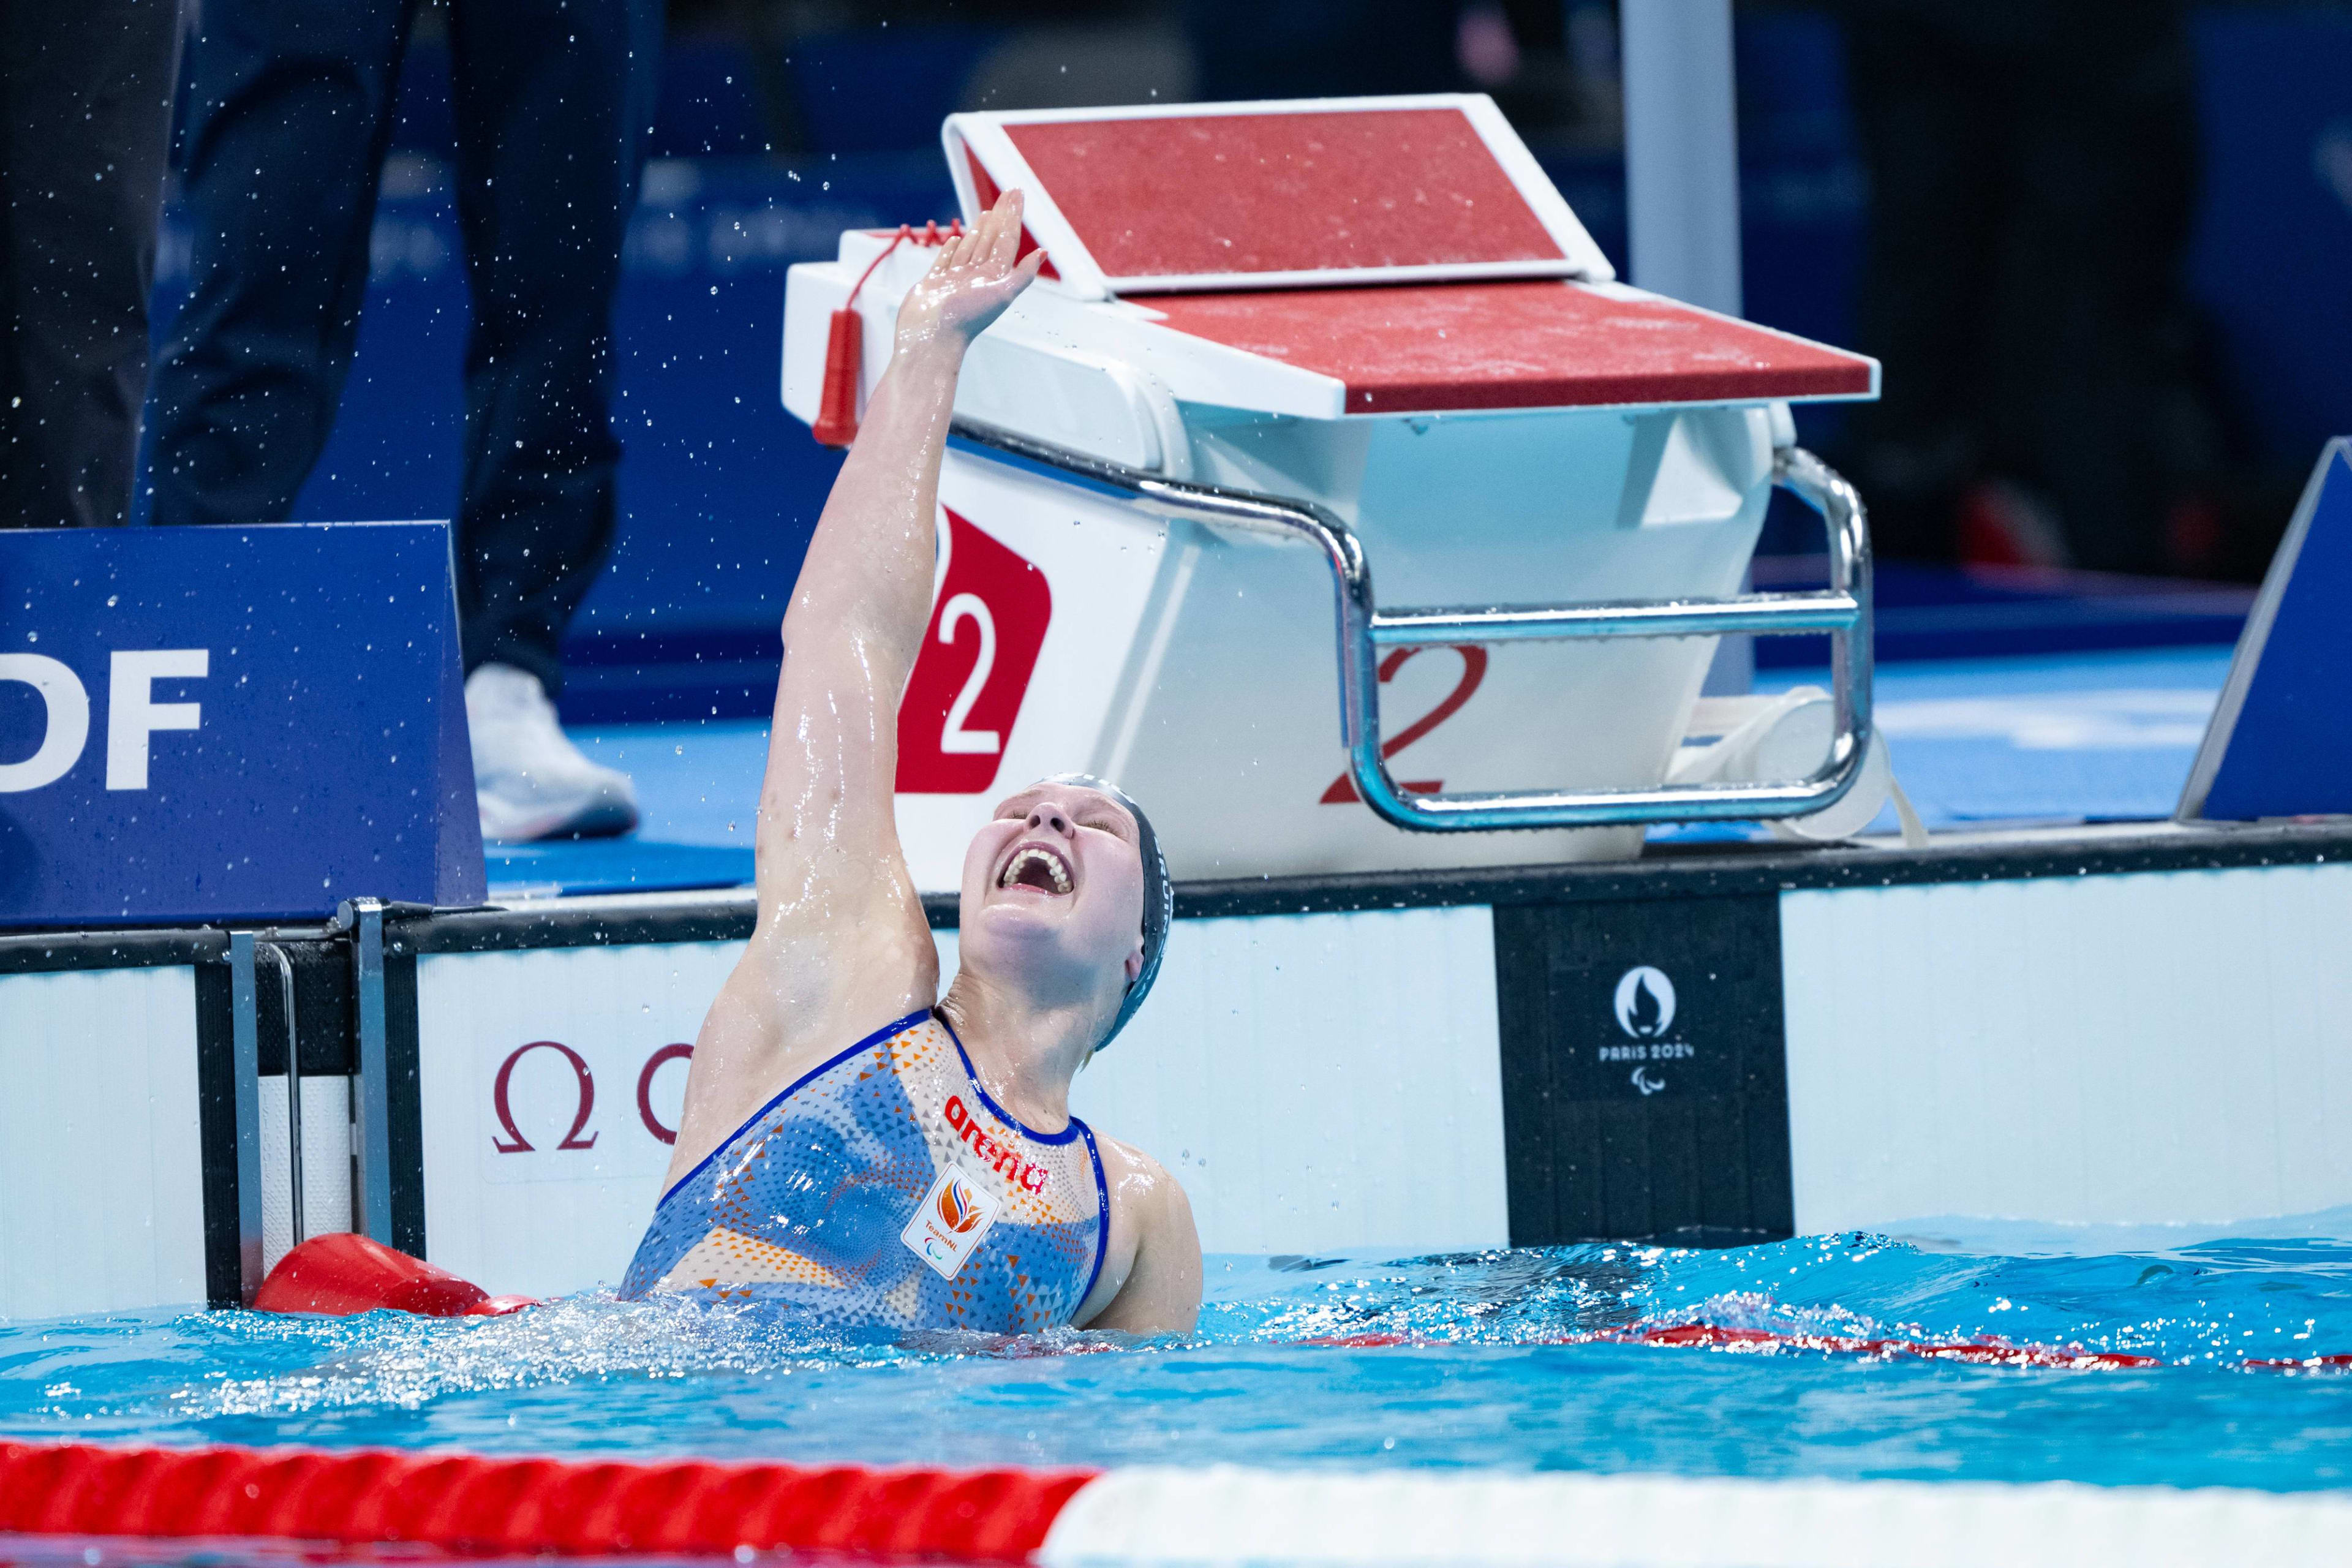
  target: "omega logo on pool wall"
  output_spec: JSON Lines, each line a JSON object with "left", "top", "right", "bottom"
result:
{"left": 489, "top": 1041, "right": 693, "bottom": 1156}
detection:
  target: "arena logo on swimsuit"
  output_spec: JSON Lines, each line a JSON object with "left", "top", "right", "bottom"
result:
{"left": 943, "top": 1094, "right": 1051, "bottom": 1193}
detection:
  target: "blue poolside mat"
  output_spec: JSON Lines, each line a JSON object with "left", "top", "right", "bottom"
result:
{"left": 1807, "top": 646, "right": 2230, "bottom": 831}
{"left": 494, "top": 648, "right": 2235, "bottom": 898}
{"left": 483, "top": 838, "right": 755, "bottom": 900}
{"left": 485, "top": 722, "right": 765, "bottom": 899}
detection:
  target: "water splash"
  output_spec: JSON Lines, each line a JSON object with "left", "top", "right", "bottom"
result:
{"left": 6, "top": 1234, "right": 2351, "bottom": 1488}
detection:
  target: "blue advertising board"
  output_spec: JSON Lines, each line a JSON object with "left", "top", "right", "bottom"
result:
{"left": 0, "top": 522, "right": 485, "bottom": 925}
{"left": 2181, "top": 440, "right": 2352, "bottom": 823}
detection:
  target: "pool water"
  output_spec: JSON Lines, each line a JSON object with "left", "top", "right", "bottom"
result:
{"left": 4, "top": 1227, "right": 2349, "bottom": 1494}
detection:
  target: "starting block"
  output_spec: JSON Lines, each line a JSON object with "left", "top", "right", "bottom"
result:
{"left": 782, "top": 96, "right": 1887, "bottom": 886}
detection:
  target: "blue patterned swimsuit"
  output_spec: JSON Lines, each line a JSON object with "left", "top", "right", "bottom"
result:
{"left": 619, "top": 1009, "right": 1109, "bottom": 1333}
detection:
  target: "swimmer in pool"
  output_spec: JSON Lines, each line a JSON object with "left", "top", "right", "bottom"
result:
{"left": 619, "top": 190, "right": 1203, "bottom": 1336}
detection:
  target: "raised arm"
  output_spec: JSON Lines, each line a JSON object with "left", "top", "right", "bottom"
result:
{"left": 666, "top": 194, "right": 1042, "bottom": 1181}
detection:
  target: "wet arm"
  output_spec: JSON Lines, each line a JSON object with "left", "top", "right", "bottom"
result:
{"left": 755, "top": 195, "right": 1042, "bottom": 932}
{"left": 663, "top": 197, "right": 1039, "bottom": 1183}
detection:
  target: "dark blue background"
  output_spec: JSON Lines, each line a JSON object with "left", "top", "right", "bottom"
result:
{"left": 140, "top": 8, "right": 2352, "bottom": 720}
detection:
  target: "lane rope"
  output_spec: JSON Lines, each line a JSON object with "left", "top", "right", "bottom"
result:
{"left": 0, "top": 1441, "right": 1088, "bottom": 1561}
{"left": 1307, "top": 1321, "right": 2352, "bottom": 1372}
{"left": 5, "top": 1440, "right": 2351, "bottom": 1565}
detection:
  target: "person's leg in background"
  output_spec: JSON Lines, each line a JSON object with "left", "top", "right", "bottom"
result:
{"left": 1, "top": 0, "right": 181, "bottom": 528}
{"left": 1828, "top": 2, "right": 2005, "bottom": 565}
{"left": 143, "top": 0, "right": 415, "bottom": 530}
{"left": 446, "top": 0, "right": 658, "bottom": 842}
{"left": 1991, "top": 0, "right": 2210, "bottom": 577}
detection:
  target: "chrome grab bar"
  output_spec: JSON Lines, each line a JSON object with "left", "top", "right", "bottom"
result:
{"left": 226, "top": 933, "right": 310, "bottom": 1294}
{"left": 949, "top": 419, "right": 1874, "bottom": 832}
{"left": 227, "top": 933, "right": 266, "bottom": 1304}
{"left": 258, "top": 941, "right": 303, "bottom": 1251}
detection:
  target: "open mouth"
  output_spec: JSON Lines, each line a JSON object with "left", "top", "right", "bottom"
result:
{"left": 997, "top": 843, "right": 1074, "bottom": 897}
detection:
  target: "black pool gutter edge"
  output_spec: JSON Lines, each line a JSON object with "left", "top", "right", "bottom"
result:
{"left": 4, "top": 818, "right": 2346, "bottom": 970}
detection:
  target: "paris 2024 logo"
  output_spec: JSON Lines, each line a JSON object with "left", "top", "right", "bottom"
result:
{"left": 1609, "top": 965, "right": 1686, "bottom": 1096}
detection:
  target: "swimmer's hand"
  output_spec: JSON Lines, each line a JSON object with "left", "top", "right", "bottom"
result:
{"left": 894, "top": 189, "right": 1046, "bottom": 353}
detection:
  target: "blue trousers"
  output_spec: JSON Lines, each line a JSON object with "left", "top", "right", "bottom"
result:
{"left": 145, "top": 0, "right": 660, "bottom": 692}
{"left": 1, "top": 0, "right": 181, "bottom": 529}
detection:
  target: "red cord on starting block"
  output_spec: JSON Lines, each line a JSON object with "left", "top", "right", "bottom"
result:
{"left": 812, "top": 221, "right": 966, "bottom": 448}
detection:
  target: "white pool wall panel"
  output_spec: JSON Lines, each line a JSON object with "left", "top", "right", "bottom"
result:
{"left": 257, "top": 1074, "right": 356, "bottom": 1273}
{"left": 415, "top": 940, "right": 744, "bottom": 1300}
{"left": 1779, "top": 862, "right": 2352, "bottom": 1235}
{"left": 0, "top": 967, "right": 206, "bottom": 1318}
{"left": 413, "top": 907, "right": 1506, "bottom": 1297}
{"left": 1000, "top": 905, "right": 1509, "bottom": 1257}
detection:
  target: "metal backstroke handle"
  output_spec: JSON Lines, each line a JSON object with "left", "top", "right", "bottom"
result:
{"left": 337, "top": 897, "right": 396, "bottom": 1245}
{"left": 227, "top": 935, "right": 314, "bottom": 1294}
{"left": 258, "top": 942, "right": 303, "bottom": 1253}
{"left": 227, "top": 933, "right": 266, "bottom": 1305}
{"left": 949, "top": 419, "right": 1874, "bottom": 832}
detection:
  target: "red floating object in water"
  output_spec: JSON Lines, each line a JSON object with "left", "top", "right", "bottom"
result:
{"left": 251, "top": 1232, "right": 534, "bottom": 1318}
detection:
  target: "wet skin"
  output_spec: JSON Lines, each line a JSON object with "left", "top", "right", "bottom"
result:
{"left": 662, "top": 192, "right": 1202, "bottom": 1336}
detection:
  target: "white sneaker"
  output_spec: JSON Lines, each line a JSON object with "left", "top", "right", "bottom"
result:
{"left": 465, "top": 663, "right": 640, "bottom": 842}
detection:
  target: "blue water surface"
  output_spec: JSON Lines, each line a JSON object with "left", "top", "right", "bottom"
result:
{"left": 4, "top": 1228, "right": 2348, "bottom": 1493}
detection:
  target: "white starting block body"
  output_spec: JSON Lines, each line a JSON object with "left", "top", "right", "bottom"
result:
{"left": 781, "top": 97, "right": 1881, "bottom": 888}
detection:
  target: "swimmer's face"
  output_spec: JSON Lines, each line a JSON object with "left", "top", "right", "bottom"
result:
{"left": 957, "top": 783, "right": 1147, "bottom": 1012}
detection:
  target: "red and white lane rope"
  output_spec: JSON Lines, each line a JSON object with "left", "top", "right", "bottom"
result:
{"left": 1313, "top": 1321, "right": 2352, "bottom": 1372}
{"left": 5, "top": 1441, "right": 2352, "bottom": 1567}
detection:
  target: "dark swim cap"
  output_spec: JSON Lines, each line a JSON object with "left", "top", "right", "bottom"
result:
{"left": 1038, "top": 774, "right": 1170, "bottom": 1050}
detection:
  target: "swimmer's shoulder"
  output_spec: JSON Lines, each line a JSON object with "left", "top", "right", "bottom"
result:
{"left": 1077, "top": 1131, "right": 1202, "bottom": 1335}
{"left": 1094, "top": 1133, "right": 1181, "bottom": 1208}
{"left": 663, "top": 931, "right": 940, "bottom": 1186}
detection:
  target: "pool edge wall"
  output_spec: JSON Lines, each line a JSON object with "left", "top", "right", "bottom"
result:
{"left": 2, "top": 820, "right": 2347, "bottom": 1313}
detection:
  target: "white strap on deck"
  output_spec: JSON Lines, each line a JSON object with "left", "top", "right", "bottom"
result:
{"left": 1670, "top": 687, "right": 1928, "bottom": 849}
{"left": 1039, "top": 1464, "right": 2352, "bottom": 1567}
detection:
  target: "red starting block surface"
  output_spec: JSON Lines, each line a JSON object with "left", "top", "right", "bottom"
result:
{"left": 938, "top": 95, "right": 1877, "bottom": 412}
{"left": 945, "top": 95, "right": 1615, "bottom": 296}
{"left": 1145, "top": 279, "right": 1879, "bottom": 412}
{"left": 1001, "top": 108, "right": 1564, "bottom": 281}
